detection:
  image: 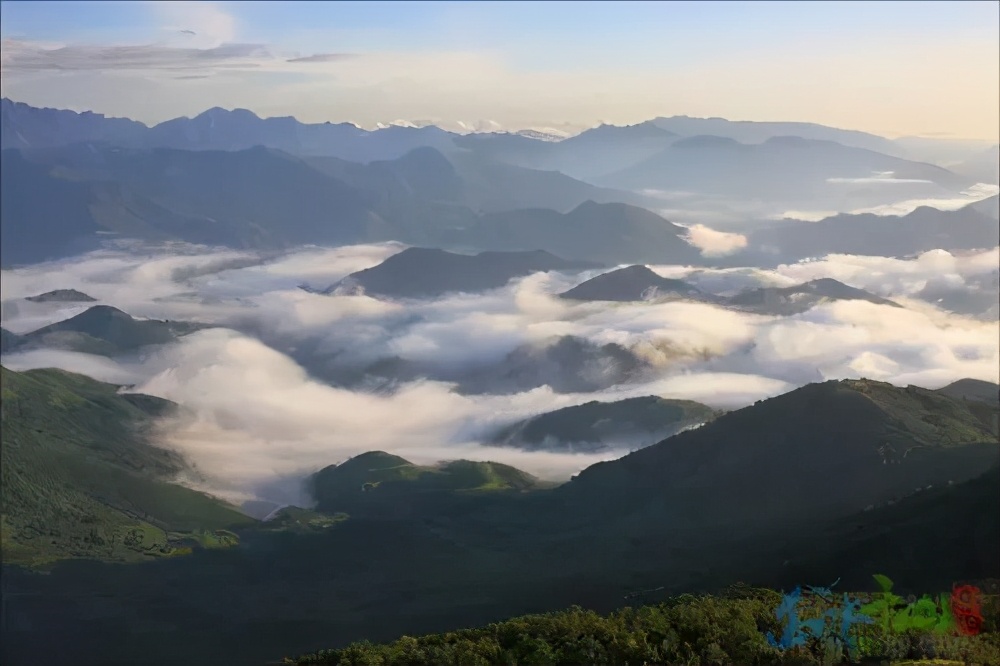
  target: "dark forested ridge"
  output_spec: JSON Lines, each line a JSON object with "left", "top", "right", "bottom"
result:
{"left": 2, "top": 368, "right": 997, "bottom": 666}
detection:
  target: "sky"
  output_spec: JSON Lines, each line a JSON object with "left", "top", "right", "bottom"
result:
{"left": 1, "top": 1, "right": 998, "bottom": 139}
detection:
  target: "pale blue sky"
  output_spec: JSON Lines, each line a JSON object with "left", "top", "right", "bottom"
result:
{"left": 1, "top": 1, "right": 997, "bottom": 138}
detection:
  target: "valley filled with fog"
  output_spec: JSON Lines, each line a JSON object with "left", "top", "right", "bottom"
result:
{"left": 1, "top": 3, "right": 998, "bottom": 662}
{"left": 2, "top": 233, "right": 997, "bottom": 509}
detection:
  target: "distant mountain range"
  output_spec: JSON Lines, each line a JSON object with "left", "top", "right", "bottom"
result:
{"left": 595, "top": 134, "right": 971, "bottom": 204}
{"left": 951, "top": 144, "right": 1000, "bottom": 184}
{"left": 1, "top": 99, "right": 452, "bottom": 162}
{"left": 560, "top": 266, "right": 898, "bottom": 314}
{"left": 3, "top": 99, "right": 994, "bottom": 270}
{"left": 0, "top": 142, "right": 689, "bottom": 267}
{"left": 304, "top": 145, "right": 652, "bottom": 215}
{"left": 0, "top": 99, "right": 905, "bottom": 160}
{"left": 742, "top": 199, "right": 1000, "bottom": 264}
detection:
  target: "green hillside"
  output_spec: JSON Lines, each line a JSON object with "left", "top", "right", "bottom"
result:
{"left": 564, "top": 378, "right": 1000, "bottom": 534}
{"left": 2, "top": 376, "right": 997, "bottom": 666}
{"left": 288, "top": 585, "right": 1000, "bottom": 666}
{"left": 310, "top": 451, "right": 541, "bottom": 515}
{"left": 0, "top": 366, "right": 254, "bottom": 566}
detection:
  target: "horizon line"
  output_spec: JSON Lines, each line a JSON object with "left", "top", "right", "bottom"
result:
{"left": 4, "top": 97, "right": 998, "bottom": 145}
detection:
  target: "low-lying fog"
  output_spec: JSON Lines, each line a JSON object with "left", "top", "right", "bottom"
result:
{"left": 2, "top": 240, "right": 997, "bottom": 507}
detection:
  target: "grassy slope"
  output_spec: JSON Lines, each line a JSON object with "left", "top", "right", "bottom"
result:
{"left": 310, "top": 451, "right": 542, "bottom": 515}
{"left": 564, "top": 379, "right": 999, "bottom": 532}
{"left": 0, "top": 366, "right": 254, "bottom": 566}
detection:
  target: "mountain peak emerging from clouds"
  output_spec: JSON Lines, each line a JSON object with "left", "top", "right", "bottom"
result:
{"left": 327, "top": 247, "right": 599, "bottom": 299}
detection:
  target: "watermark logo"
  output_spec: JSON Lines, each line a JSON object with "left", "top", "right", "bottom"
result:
{"left": 766, "top": 574, "right": 987, "bottom": 658}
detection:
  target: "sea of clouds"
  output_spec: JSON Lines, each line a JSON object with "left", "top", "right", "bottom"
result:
{"left": 2, "top": 240, "right": 997, "bottom": 506}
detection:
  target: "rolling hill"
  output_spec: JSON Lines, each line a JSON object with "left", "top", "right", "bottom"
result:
{"left": 8, "top": 305, "right": 204, "bottom": 356}
{"left": 310, "top": 451, "right": 542, "bottom": 517}
{"left": 935, "top": 378, "right": 1000, "bottom": 405}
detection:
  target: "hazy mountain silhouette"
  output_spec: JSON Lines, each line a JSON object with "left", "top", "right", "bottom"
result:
{"left": 1, "top": 327, "right": 22, "bottom": 353}
{"left": 1, "top": 98, "right": 147, "bottom": 150}
{"left": 597, "top": 135, "right": 970, "bottom": 201}
{"left": 25, "top": 289, "right": 97, "bottom": 303}
{"left": 1, "top": 150, "right": 106, "bottom": 266}
{"left": 456, "top": 335, "right": 650, "bottom": 395}
{"left": 559, "top": 265, "right": 713, "bottom": 302}
{"left": 0, "top": 145, "right": 380, "bottom": 266}
{"left": 744, "top": 203, "right": 999, "bottom": 263}
{"left": 1, "top": 99, "right": 458, "bottom": 162}
{"left": 11, "top": 305, "right": 203, "bottom": 356}
{"left": 951, "top": 144, "right": 1000, "bottom": 184}
{"left": 727, "top": 278, "right": 901, "bottom": 315}
{"left": 490, "top": 396, "right": 719, "bottom": 453}
{"left": 454, "top": 121, "right": 679, "bottom": 180}
{"left": 326, "top": 247, "right": 599, "bottom": 298}
{"left": 455, "top": 201, "right": 706, "bottom": 265}
{"left": 967, "top": 193, "right": 999, "bottom": 219}
{"left": 2, "top": 144, "right": 697, "bottom": 267}
{"left": 306, "top": 145, "right": 650, "bottom": 214}
{"left": 649, "top": 116, "right": 904, "bottom": 154}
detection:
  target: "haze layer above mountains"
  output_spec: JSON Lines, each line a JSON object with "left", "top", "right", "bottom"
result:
{"left": 3, "top": 98, "right": 997, "bottom": 268}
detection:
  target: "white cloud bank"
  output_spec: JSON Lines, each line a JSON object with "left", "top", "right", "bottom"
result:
{"left": 2, "top": 242, "right": 997, "bottom": 506}
{"left": 682, "top": 224, "right": 749, "bottom": 257}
